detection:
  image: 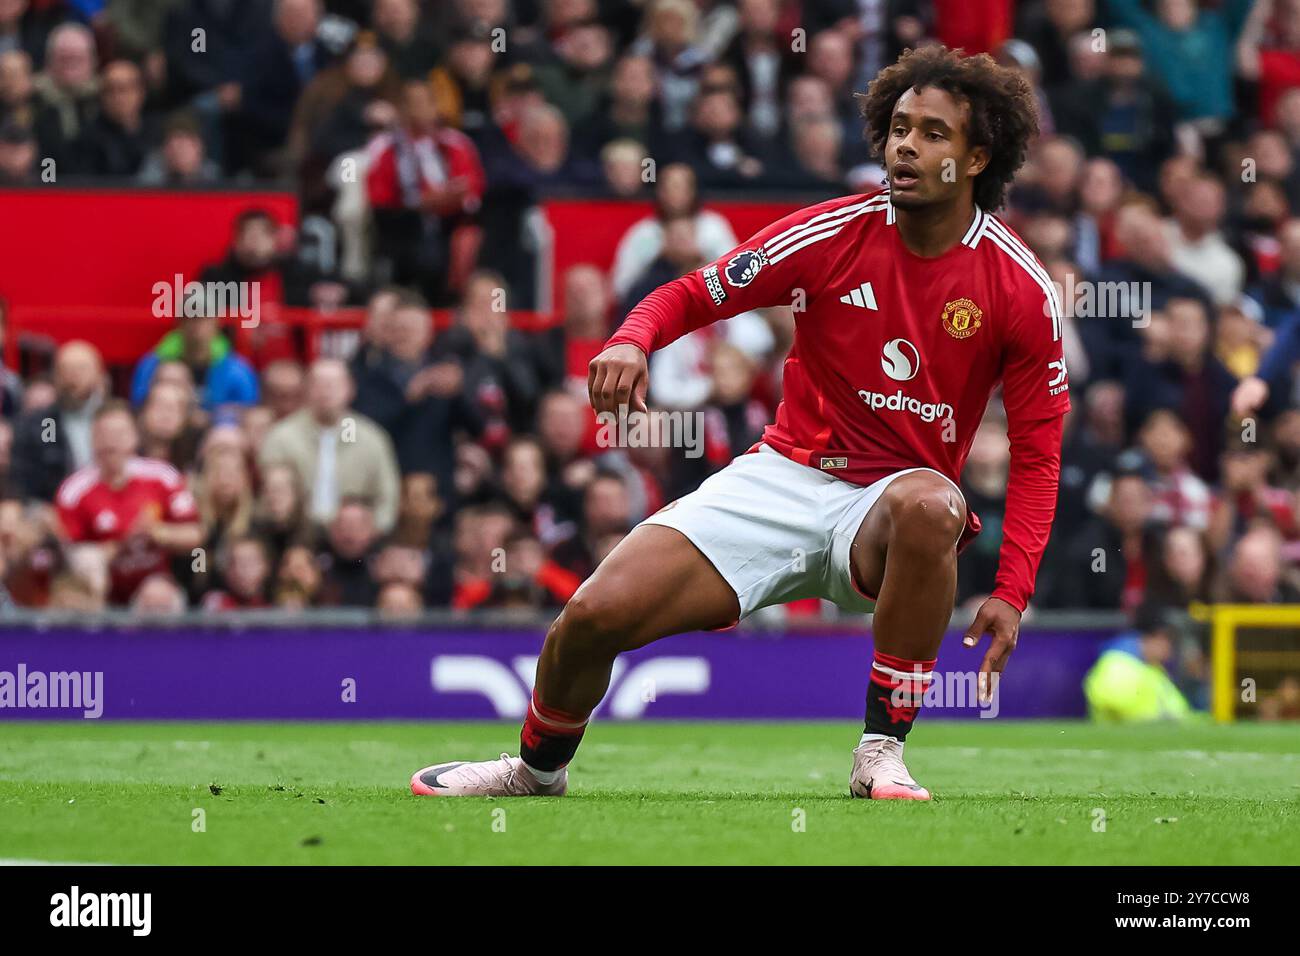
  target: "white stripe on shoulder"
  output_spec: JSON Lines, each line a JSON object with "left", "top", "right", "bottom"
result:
{"left": 961, "top": 207, "right": 985, "bottom": 247}
{"left": 984, "top": 217, "right": 1060, "bottom": 305}
{"left": 763, "top": 195, "right": 888, "bottom": 259}
{"left": 127, "top": 457, "right": 182, "bottom": 484}
{"left": 765, "top": 198, "right": 889, "bottom": 265}
{"left": 984, "top": 217, "right": 1051, "bottom": 272}
{"left": 56, "top": 465, "right": 102, "bottom": 508}
{"left": 984, "top": 229, "right": 1063, "bottom": 341}
{"left": 763, "top": 196, "right": 880, "bottom": 252}
{"left": 982, "top": 217, "right": 1062, "bottom": 341}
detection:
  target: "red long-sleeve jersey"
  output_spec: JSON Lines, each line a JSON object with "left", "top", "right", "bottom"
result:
{"left": 608, "top": 190, "right": 1070, "bottom": 611}
{"left": 365, "top": 126, "right": 486, "bottom": 213}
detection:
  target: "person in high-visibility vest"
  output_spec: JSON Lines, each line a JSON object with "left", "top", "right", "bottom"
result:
{"left": 1085, "top": 609, "right": 1194, "bottom": 723}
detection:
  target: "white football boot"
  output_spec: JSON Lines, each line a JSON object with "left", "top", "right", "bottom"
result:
{"left": 410, "top": 754, "right": 567, "bottom": 797}
{"left": 849, "top": 736, "right": 931, "bottom": 800}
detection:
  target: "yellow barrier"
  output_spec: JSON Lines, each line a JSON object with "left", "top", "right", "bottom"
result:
{"left": 1189, "top": 603, "right": 1300, "bottom": 722}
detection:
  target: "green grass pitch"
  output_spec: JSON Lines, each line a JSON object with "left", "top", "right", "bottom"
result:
{"left": 0, "top": 720, "right": 1296, "bottom": 865}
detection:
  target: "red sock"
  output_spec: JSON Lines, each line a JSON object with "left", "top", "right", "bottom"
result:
{"left": 520, "top": 691, "right": 589, "bottom": 772}
{"left": 864, "top": 650, "right": 936, "bottom": 741}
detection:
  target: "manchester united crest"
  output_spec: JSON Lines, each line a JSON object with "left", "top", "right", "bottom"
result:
{"left": 942, "top": 297, "right": 983, "bottom": 339}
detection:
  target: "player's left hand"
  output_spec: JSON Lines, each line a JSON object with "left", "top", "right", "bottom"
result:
{"left": 962, "top": 597, "right": 1021, "bottom": 704}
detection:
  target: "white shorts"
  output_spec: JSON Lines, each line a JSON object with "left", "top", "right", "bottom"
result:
{"left": 640, "top": 445, "right": 964, "bottom": 620}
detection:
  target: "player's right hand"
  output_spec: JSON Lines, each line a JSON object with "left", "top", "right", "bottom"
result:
{"left": 1230, "top": 375, "right": 1269, "bottom": 419}
{"left": 588, "top": 343, "right": 648, "bottom": 416}
{"left": 963, "top": 596, "right": 1021, "bottom": 704}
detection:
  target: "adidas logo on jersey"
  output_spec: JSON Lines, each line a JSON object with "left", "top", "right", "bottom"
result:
{"left": 840, "top": 281, "right": 877, "bottom": 310}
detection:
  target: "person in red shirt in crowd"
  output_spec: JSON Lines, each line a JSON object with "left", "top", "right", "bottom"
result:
{"left": 54, "top": 401, "right": 202, "bottom": 605}
{"left": 1239, "top": 0, "right": 1300, "bottom": 129}
{"left": 549, "top": 265, "right": 610, "bottom": 388}
{"left": 932, "top": 0, "right": 1013, "bottom": 56}
{"left": 1210, "top": 439, "right": 1299, "bottom": 552}
{"left": 454, "top": 526, "right": 581, "bottom": 611}
{"left": 448, "top": 502, "right": 513, "bottom": 609}
{"left": 366, "top": 78, "right": 486, "bottom": 305}
{"left": 412, "top": 47, "right": 1068, "bottom": 801}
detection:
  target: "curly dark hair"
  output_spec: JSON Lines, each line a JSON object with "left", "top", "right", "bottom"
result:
{"left": 859, "top": 45, "right": 1039, "bottom": 212}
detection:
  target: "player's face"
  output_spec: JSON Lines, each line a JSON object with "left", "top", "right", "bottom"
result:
{"left": 884, "top": 86, "right": 987, "bottom": 209}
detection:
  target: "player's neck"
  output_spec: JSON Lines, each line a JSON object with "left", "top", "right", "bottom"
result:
{"left": 893, "top": 198, "right": 978, "bottom": 259}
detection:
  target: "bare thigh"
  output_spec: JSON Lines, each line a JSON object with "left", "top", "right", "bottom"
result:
{"left": 563, "top": 522, "right": 742, "bottom": 650}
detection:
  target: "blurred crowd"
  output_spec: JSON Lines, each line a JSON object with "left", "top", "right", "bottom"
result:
{"left": 1, "top": 0, "right": 1300, "bottom": 641}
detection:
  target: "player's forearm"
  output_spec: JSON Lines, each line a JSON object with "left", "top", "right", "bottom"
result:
{"left": 990, "top": 415, "right": 1064, "bottom": 613}
{"left": 606, "top": 276, "right": 709, "bottom": 356}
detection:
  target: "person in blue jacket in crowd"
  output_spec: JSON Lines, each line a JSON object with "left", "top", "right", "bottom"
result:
{"left": 131, "top": 312, "right": 260, "bottom": 411}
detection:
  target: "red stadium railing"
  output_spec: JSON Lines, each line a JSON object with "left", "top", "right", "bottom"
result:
{"left": 0, "top": 188, "right": 810, "bottom": 371}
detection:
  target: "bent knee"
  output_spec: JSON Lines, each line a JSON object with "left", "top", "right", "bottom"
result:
{"left": 884, "top": 476, "right": 967, "bottom": 547}
{"left": 552, "top": 588, "right": 636, "bottom": 653}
